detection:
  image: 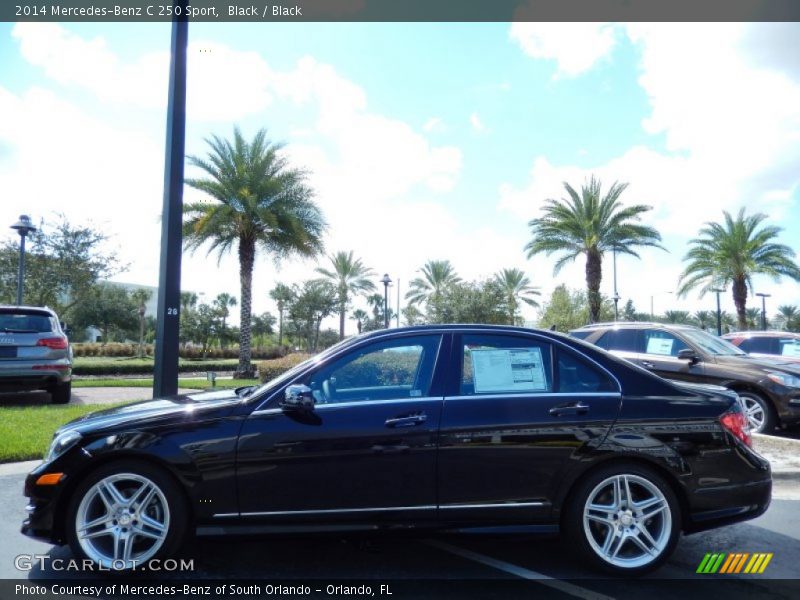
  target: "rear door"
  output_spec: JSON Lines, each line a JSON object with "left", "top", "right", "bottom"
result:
{"left": 437, "top": 332, "right": 622, "bottom": 523}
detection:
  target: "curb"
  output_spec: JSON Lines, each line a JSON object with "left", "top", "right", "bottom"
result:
{"left": 0, "top": 460, "right": 40, "bottom": 476}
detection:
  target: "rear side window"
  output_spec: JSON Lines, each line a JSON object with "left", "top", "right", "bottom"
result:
{"left": 779, "top": 339, "right": 800, "bottom": 358}
{"left": 596, "top": 329, "right": 640, "bottom": 352}
{"left": 569, "top": 330, "right": 593, "bottom": 340}
{"left": 738, "top": 337, "right": 778, "bottom": 354}
{"left": 460, "top": 334, "right": 553, "bottom": 395}
{"left": 0, "top": 313, "right": 54, "bottom": 333}
{"left": 557, "top": 350, "right": 618, "bottom": 393}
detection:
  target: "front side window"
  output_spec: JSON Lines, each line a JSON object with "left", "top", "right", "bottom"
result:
{"left": 460, "top": 334, "right": 553, "bottom": 395}
{"left": 642, "top": 330, "right": 689, "bottom": 357}
{"left": 307, "top": 335, "right": 441, "bottom": 404}
{"left": 779, "top": 339, "right": 800, "bottom": 358}
{"left": 738, "top": 337, "right": 777, "bottom": 354}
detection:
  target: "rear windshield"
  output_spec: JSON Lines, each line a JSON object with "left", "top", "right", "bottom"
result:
{"left": 0, "top": 313, "right": 54, "bottom": 333}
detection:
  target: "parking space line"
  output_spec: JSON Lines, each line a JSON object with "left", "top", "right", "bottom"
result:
{"left": 425, "top": 540, "right": 615, "bottom": 600}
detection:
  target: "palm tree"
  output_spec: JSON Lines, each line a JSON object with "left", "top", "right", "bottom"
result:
{"left": 745, "top": 307, "right": 762, "bottom": 330}
{"left": 694, "top": 310, "right": 713, "bottom": 330}
{"left": 776, "top": 305, "right": 799, "bottom": 332}
{"left": 351, "top": 309, "right": 368, "bottom": 334}
{"left": 678, "top": 208, "right": 800, "bottom": 330}
{"left": 269, "top": 283, "right": 294, "bottom": 347}
{"left": 131, "top": 288, "right": 152, "bottom": 358}
{"left": 316, "top": 251, "right": 376, "bottom": 340}
{"left": 184, "top": 127, "right": 326, "bottom": 377}
{"left": 524, "top": 176, "right": 664, "bottom": 323}
{"left": 664, "top": 310, "right": 691, "bottom": 325}
{"left": 406, "top": 260, "right": 461, "bottom": 318}
{"left": 493, "top": 268, "right": 540, "bottom": 325}
{"left": 213, "top": 293, "right": 237, "bottom": 348}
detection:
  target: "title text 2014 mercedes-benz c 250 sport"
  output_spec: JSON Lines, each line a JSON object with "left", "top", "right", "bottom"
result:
{"left": 22, "top": 325, "right": 771, "bottom": 575}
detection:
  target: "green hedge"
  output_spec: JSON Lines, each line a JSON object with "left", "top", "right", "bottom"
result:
{"left": 73, "top": 358, "right": 241, "bottom": 376}
{"left": 258, "top": 354, "right": 313, "bottom": 383}
{"left": 72, "top": 343, "right": 287, "bottom": 360}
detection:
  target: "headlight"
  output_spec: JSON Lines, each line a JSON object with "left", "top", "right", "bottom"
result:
{"left": 45, "top": 430, "right": 82, "bottom": 462}
{"left": 766, "top": 370, "right": 800, "bottom": 388}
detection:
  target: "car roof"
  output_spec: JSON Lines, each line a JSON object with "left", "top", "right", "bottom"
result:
{"left": 723, "top": 330, "right": 800, "bottom": 338}
{"left": 570, "top": 321, "right": 700, "bottom": 332}
{"left": 359, "top": 323, "right": 565, "bottom": 338}
{"left": 0, "top": 305, "right": 57, "bottom": 317}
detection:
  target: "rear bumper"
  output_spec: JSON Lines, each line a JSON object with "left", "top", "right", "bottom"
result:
{"left": 0, "top": 364, "right": 71, "bottom": 390}
{"left": 685, "top": 477, "right": 772, "bottom": 533}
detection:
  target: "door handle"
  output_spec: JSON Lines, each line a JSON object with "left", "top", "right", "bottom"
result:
{"left": 640, "top": 360, "right": 655, "bottom": 369}
{"left": 385, "top": 413, "right": 427, "bottom": 428}
{"left": 548, "top": 401, "right": 590, "bottom": 416}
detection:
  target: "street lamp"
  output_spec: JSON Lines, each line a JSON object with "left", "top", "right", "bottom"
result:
{"left": 612, "top": 245, "right": 620, "bottom": 321}
{"left": 755, "top": 292, "right": 771, "bottom": 331}
{"left": 711, "top": 288, "right": 726, "bottom": 336}
{"left": 380, "top": 274, "right": 392, "bottom": 329}
{"left": 10, "top": 214, "right": 37, "bottom": 306}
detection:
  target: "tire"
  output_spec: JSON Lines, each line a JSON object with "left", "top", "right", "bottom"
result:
{"left": 50, "top": 381, "right": 71, "bottom": 404}
{"left": 562, "top": 462, "right": 681, "bottom": 576}
{"left": 66, "top": 460, "right": 188, "bottom": 571}
{"left": 737, "top": 391, "right": 776, "bottom": 434}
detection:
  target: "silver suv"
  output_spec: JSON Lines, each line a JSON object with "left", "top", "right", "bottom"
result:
{"left": 0, "top": 306, "right": 73, "bottom": 403}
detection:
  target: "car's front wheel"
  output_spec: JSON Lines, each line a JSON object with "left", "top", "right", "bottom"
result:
{"left": 563, "top": 463, "right": 681, "bottom": 576}
{"left": 66, "top": 461, "right": 187, "bottom": 571}
{"left": 737, "top": 391, "right": 775, "bottom": 434}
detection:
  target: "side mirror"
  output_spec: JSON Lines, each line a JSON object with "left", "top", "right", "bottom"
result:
{"left": 677, "top": 349, "right": 699, "bottom": 363}
{"left": 281, "top": 384, "right": 315, "bottom": 411}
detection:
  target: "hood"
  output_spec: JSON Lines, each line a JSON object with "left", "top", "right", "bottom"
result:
{"left": 714, "top": 353, "right": 800, "bottom": 375}
{"left": 58, "top": 388, "right": 244, "bottom": 436}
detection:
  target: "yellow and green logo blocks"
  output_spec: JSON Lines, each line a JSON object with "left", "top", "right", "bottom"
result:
{"left": 696, "top": 552, "right": 773, "bottom": 574}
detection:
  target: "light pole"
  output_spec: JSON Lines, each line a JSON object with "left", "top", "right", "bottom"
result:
{"left": 10, "top": 215, "right": 37, "bottom": 306}
{"left": 381, "top": 274, "right": 392, "bottom": 329}
{"left": 612, "top": 245, "right": 620, "bottom": 320}
{"left": 650, "top": 291, "right": 673, "bottom": 321}
{"left": 396, "top": 278, "right": 401, "bottom": 328}
{"left": 711, "top": 288, "right": 726, "bottom": 336}
{"left": 755, "top": 292, "right": 771, "bottom": 331}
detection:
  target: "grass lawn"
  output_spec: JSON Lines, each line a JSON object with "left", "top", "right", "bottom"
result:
{"left": 72, "top": 378, "right": 260, "bottom": 389}
{"left": 0, "top": 403, "right": 129, "bottom": 463}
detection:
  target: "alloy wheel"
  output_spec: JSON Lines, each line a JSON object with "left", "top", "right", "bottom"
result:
{"left": 740, "top": 395, "right": 766, "bottom": 433}
{"left": 75, "top": 473, "right": 170, "bottom": 569}
{"left": 582, "top": 473, "right": 671, "bottom": 569}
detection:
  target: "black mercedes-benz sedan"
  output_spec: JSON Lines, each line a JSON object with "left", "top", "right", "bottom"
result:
{"left": 22, "top": 325, "right": 771, "bottom": 575}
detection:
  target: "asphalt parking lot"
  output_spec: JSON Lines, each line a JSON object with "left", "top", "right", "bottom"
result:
{"left": 1, "top": 466, "right": 798, "bottom": 600}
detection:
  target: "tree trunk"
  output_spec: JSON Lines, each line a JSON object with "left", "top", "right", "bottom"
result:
{"left": 585, "top": 249, "right": 603, "bottom": 323}
{"left": 236, "top": 238, "right": 256, "bottom": 378}
{"left": 732, "top": 277, "right": 748, "bottom": 331}
{"left": 339, "top": 306, "right": 345, "bottom": 340}
{"left": 138, "top": 313, "right": 145, "bottom": 358}
{"left": 277, "top": 305, "right": 284, "bottom": 346}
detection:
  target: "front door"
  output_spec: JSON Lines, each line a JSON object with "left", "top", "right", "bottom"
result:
{"left": 236, "top": 334, "right": 445, "bottom": 522}
{"left": 438, "top": 333, "right": 622, "bottom": 523}
{"left": 639, "top": 328, "right": 704, "bottom": 383}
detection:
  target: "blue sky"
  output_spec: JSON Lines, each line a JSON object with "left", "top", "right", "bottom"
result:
{"left": 1, "top": 22, "right": 798, "bottom": 330}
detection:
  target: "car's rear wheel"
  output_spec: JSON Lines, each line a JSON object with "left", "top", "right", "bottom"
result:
{"left": 564, "top": 463, "right": 681, "bottom": 576}
{"left": 737, "top": 391, "right": 775, "bottom": 434}
{"left": 49, "top": 381, "right": 71, "bottom": 404}
{"left": 66, "top": 461, "right": 187, "bottom": 571}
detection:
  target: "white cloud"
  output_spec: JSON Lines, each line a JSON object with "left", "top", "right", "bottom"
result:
{"left": 509, "top": 22, "right": 618, "bottom": 77}
{"left": 469, "top": 112, "right": 488, "bottom": 133}
{"left": 4, "top": 24, "right": 467, "bottom": 333}
{"left": 422, "top": 117, "right": 443, "bottom": 132}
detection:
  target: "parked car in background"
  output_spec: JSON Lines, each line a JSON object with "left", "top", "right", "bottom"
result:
{"left": 0, "top": 305, "right": 72, "bottom": 403}
{"left": 23, "top": 325, "right": 770, "bottom": 576}
{"left": 723, "top": 331, "right": 800, "bottom": 365}
{"left": 570, "top": 322, "right": 800, "bottom": 433}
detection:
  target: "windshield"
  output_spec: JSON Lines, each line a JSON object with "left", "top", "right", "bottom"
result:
{"left": 681, "top": 328, "right": 747, "bottom": 356}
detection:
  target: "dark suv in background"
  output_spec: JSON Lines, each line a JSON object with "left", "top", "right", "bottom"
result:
{"left": 571, "top": 322, "right": 800, "bottom": 433}
{"left": 0, "top": 305, "right": 73, "bottom": 403}
{"left": 723, "top": 331, "right": 800, "bottom": 365}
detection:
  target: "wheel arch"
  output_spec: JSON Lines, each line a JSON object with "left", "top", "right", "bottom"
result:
{"left": 555, "top": 455, "right": 691, "bottom": 533}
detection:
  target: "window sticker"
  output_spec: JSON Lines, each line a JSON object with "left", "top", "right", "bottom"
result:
{"left": 471, "top": 348, "right": 548, "bottom": 393}
{"left": 780, "top": 341, "right": 800, "bottom": 358}
{"left": 646, "top": 337, "right": 674, "bottom": 356}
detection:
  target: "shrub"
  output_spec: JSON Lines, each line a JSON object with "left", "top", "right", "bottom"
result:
{"left": 73, "top": 359, "right": 240, "bottom": 376}
{"left": 258, "top": 353, "right": 313, "bottom": 383}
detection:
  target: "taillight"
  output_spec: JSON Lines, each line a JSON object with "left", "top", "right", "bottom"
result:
{"left": 36, "top": 337, "right": 68, "bottom": 350}
{"left": 720, "top": 410, "right": 752, "bottom": 447}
